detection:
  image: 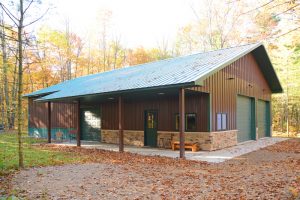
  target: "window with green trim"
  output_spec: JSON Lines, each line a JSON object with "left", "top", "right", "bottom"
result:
{"left": 217, "top": 113, "right": 227, "bottom": 131}
{"left": 175, "top": 113, "right": 197, "bottom": 131}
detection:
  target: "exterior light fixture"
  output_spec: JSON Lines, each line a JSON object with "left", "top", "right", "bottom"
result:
{"left": 158, "top": 92, "right": 165, "bottom": 95}
{"left": 108, "top": 97, "right": 114, "bottom": 100}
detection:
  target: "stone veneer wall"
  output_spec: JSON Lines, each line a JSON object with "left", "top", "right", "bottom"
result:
{"left": 101, "top": 129, "right": 238, "bottom": 151}
{"left": 157, "top": 131, "right": 211, "bottom": 150}
{"left": 209, "top": 130, "right": 238, "bottom": 150}
{"left": 101, "top": 129, "right": 144, "bottom": 146}
{"left": 157, "top": 131, "right": 237, "bottom": 151}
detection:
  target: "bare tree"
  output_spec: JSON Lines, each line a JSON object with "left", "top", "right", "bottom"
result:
{"left": 0, "top": 0, "right": 48, "bottom": 168}
{"left": 0, "top": 12, "right": 11, "bottom": 130}
{"left": 111, "top": 35, "right": 121, "bottom": 70}
{"left": 65, "top": 18, "right": 72, "bottom": 80}
{"left": 97, "top": 9, "right": 112, "bottom": 72}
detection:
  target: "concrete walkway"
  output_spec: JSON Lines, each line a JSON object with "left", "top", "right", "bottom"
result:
{"left": 56, "top": 137, "right": 288, "bottom": 163}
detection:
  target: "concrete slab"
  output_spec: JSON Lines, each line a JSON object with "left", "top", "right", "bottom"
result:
{"left": 55, "top": 137, "right": 288, "bottom": 163}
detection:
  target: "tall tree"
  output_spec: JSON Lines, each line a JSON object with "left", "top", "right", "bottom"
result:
{"left": 0, "top": 0, "right": 48, "bottom": 168}
{"left": 0, "top": 12, "right": 11, "bottom": 129}
{"left": 175, "top": 0, "right": 248, "bottom": 54}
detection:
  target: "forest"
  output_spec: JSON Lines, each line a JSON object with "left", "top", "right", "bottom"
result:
{"left": 0, "top": 0, "right": 300, "bottom": 135}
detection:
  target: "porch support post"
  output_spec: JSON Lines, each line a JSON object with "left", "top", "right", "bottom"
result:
{"left": 179, "top": 88, "right": 185, "bottom": 159}
{"left": 77, "top": 101, "right": 81, "bottom": 147}
{"left": 118, "top": 96, "right": 124, "bottom": 152}
{"left": 47, "top": 102, "right": 51, "bottom": 143}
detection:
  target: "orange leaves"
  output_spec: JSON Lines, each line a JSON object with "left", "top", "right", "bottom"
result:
{"left": 9, "top": 139, "right": 300, "bottom": 199}
{"left": 264, "top": 138, "right": 300, "bottom": 153}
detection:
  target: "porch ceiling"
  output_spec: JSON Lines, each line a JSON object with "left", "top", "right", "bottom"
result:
{"left": 45, "top": 87, "right": 206, "bottom": 104}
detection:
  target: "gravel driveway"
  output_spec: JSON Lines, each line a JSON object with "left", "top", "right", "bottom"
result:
{"left": 12, "top": 139, "right": 300, "bottom": 199}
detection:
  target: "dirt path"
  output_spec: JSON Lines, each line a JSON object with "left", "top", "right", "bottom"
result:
{"left": 12, "top": 139, "right": 300, "bottom": 199}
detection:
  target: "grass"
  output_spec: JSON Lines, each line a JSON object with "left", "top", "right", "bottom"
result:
{"left": 0, "top": 132, "right": 83, "bottom": 174}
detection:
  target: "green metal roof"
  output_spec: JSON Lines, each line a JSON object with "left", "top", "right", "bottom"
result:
{"left": 24, "top": 43, "right": 282, "bottom": 101}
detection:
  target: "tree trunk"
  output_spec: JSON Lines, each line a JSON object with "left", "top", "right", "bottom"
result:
{"left": 0, "top": 15, "right": 11, "bottom": 130}
{"left": 10, "top": 61, "right": 18, "bottom": 128}
{"left": 65, "top": 19, "right": 72, "bottom": 80}
{"left": 17, "top": 0, "right": 24, "bottom": 168}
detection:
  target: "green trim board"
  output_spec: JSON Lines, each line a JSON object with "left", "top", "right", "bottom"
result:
{"left": 208, "top": 93, "right": 211, "bottom": 132}
{"left": 28, "top": 127, "right": 76, "bottom": 140}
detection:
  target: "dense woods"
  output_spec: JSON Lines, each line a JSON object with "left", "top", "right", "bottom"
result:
{"left": 0, "top": 0, "right": 299, "bottom": 135}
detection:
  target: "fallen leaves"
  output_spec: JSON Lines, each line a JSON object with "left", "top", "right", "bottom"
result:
{"left": 4, "top": 139, "right": 300, "bottom": 199}
{"left": 264, "top": 138, "right": 300, "bottom": 153}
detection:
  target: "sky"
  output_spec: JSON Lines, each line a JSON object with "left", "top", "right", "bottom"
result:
{"left": 38, "top": 0, "right": 199, "bottom": 48}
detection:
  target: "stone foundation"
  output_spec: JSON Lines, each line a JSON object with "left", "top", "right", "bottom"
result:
{"left": 101, "top": 129, "right": 144, "bottom": 146}
{"left": 101, "top": 129, "right": 238, "bottom": 151}
{"left": 157, "top": 131, "right": 211, "bottom": 150}
{"left": 209, "top": 130, "right": 238, "bottom": 150}
{"left": 157, "top": 130, "right": 237, "bottom": 151}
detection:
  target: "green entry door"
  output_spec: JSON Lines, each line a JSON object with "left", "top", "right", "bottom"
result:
{"left": 144, "top": 110, "right": 158, "bottom": 147}
{"left": 237, "top": 96, "right": 255, "bottom": 142}
{"left": 80, "top": 106, "right": 101, "bottom": 141}
{"left": 257, "top": 100, "right": 270, "bottom": 138}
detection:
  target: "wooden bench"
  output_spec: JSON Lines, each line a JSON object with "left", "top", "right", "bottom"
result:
{"left": 171, "top": 141, "right": 200, "bottom": 152}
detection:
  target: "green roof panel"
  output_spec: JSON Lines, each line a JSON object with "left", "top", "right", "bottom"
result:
{"left": 24, "top": 43, "right": 282, "bottom": 101}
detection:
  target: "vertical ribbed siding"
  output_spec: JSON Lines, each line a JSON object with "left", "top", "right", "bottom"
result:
{"left": 29, "top": 98, "right": 48, "bottom": 128}
{"left": 101, "top": 93, "right": 209, "bottom": 132}
{"left": 29, "top": 99, "right": 78, "bottom": 129}
{"left": 190, "top": 53, "right": 272, "bottom": 131}
{"left": 51, "top": 102, "right": 77, "bottom": 128}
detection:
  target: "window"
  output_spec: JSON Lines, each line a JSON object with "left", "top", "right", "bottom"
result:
{"left": 175, "top": 114, "right": 180, "bottom": 130}
{"left": 147, "top": 113, "right": 155, "bottom": 128}
{"left": 222, "top": 113, "right": 227, "bottom": 130}
{"left": 175, "top": 113, "right": 197, "bottom": 131}
{"left": 217, "top": 113, "right": 227, "bottom": 131}
{"left": 186, "top": 114, "right": 196, "bottom": 131}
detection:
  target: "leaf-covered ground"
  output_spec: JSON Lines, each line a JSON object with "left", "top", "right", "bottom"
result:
{"left": 7, "top": 138, "right": 300, "bottom": 199}
{"left": 0, "top": 133, "right": 88, "bottom": 197}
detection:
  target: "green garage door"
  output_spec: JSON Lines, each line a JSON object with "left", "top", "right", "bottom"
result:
{"left": 80, "top": 106, "right": 101, "bottom": 141}
{"left": 237, "top": 96, "right": 255, "bottom": 142}
{"left": 257, "top": 100, "right": 270, "bottom": 138}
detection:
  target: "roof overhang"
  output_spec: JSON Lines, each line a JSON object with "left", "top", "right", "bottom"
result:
{"left": 251, "top": 45, "right": 283, "bottom": 93}
{"left": 193, "top": 43, "right": 283, "bottom": 93}
{"left": 33, "top": 81, "right": 198, "bottom": 103}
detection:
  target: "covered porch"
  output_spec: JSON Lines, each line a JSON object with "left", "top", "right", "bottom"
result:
{"left": 44, "top": 87, "right": 210, "bottom": 159}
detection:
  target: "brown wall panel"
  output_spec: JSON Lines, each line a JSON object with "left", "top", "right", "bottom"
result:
{"left": 51, "top": 102, "right": 77, "bottom": 128}
{"left": 101, "top": 102, "right": 118, "bottom": 130}
{"left": 190, "top": 53, "right": 272, "bottom": 131}
{"left": 29, "top": 98, "right": 49, "bottom": 128}
{"left": 29, "top": 99, "right": 78, "bottom": 129}
{"left": 101, "top": 93, "right": 209, "bottom": 132}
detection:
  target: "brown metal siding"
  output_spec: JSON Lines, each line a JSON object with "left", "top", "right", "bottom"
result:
{"left": 29, "top": 98, "right": 48, "bottom": 128}
{"left": 29, "top": 99, "right": 78, "bottom": 129}
{"left": 51, "top": 102, "right": 78, "bottom": 128}
{"left": 101, "top": 102, "right": 118, "bottom": 130}
{"left": 101, "top": 93, "right": 209, "bottom": 132}
{"left": 190, "top": 53, "right": 272, "bottom": 131}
